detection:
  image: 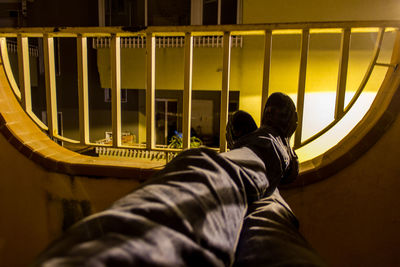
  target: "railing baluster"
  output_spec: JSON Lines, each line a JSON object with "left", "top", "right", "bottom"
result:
{"left": 335, "top": 28, "right": 351, "bottom": 120}
{"left": 17, "top": 34, "right": 32, "bottom": 111}
{"left": 261, "top": 30, "right": 272, "bottom": 122}
{"left": 146, "top": 33, "right": 156, "bottom": 150}
{"left": 43, "top": 34, "right": 58, "bottom": 138}
{"left": 294, "top": 29, "right": 310, "bottom": 149}
{"left": 77, "top": 35, "right": 89, "bottom": 145}
{"left": 111, "top": 34, "right": 121, "bottom": 147}
{"left": 343, "top": 28, "right": 385, "bottom": 114}
{"left": 219, "top": 32, "right": 232, "bottom": 152}
{"left": 375, "top": 62, "right": 396, "bottom": 68}
{"left": 296, "top": 28, "right": 386, "bottom": 149}
{"left": 0, "top": 37, "right": 21, "bottom": 100}
{"left": 182, "top": 32, "right": 193, "bottom": 149}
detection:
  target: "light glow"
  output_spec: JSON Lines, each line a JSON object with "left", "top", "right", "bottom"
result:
{"left": 289, "top": 92, "right": 377, "bottom": 162}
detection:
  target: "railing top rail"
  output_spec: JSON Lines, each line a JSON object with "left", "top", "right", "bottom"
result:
{"left": 0, "top": 20, "right": 399, "bottom": 37}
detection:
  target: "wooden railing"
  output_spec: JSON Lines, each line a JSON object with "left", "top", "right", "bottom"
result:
{"left": 0, "top": 21, "right": 399, "bottom": 159}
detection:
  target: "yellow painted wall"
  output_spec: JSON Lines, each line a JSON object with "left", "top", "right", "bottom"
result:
{"left": 0, "top": 131, "right": 140, "bottom": 267}
{"left": 97, "top": 46, "right": 247, "bottom": 93}
{"left": 242, "top": 0, "right": 400, "bottom": 23}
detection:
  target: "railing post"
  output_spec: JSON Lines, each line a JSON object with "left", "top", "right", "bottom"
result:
{"left": 146, "top": 33, "right": 155, "bottom": 150}
{"left": 335, "top": 28, "right": 351, "bottom": 120}
{"left": 182, "top": 32, "right": 193, "bottom": 149}
{"left": 344, "top": 28, "right": 385, "bottom": 114}
{"left": 77, "top": 35, "right": 89, "bottom": 145}
{"left": 17, "top": 34, "right": 32, "bottom": 111}
{"left": 220, "top": 32, "right": 231, "bottom": 152}
{"left": 111, "top": 34, "right": 122, "bottom": 147}
{"left": 43, "top": 34, "right": 58, "bottom": 138}
{"left": 261, "top": 29, "right": 272, "bottom": 122}
{"left": 294, "top": 29, "right": 309, "bottom": 149}
{"left": 0, "top": 38, "right": 21, "bottom": 99}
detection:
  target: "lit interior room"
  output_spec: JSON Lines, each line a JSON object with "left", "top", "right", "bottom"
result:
{"left": 0, "top": 0, "right": 400, "bottom": 266}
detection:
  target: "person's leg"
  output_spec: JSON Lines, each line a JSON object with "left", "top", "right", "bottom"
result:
{"left": 33, "top": 148, "right": 271, "bottom": 267}
{"left": 34, "top": 95, "right": 301, "bottom": 266}
{"left": 226, "top": 110, "right": 258, "bottom": 150}
{"left": 233, "top": 189, "right": 326, "bottom": 267}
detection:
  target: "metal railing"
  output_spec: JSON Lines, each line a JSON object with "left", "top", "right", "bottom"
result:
{"left": 92, "top": 35, "right": 243, "bottom": 49}
{"left": 0, "top": 21, "right": 399, "bottom": 159}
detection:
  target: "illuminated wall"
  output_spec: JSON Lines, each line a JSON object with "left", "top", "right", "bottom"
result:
{"left": 243, "top": 0, "right": 400, "bottom": 23}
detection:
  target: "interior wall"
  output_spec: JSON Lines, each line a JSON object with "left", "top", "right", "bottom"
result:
{"left": 0, "top": 132, "right": 140, "bottom": 267}
{"left": 281, "top": 101, "right": 400, "bottom": 267}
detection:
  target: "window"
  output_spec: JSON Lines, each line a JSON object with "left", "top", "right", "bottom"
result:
{"left": 101, "top": 0, "right": 145, "bottom": 27}
{"left": 203, "top": 0, "right": 218, "bottom": 25}
{"left": 191, "top": 90, "right": 239, "bottom": 147}
{"left": 203, "top": 0, "right": 239, "bottom": 25}
{"left": 155, "top": 99, "right": 178, "bottom": 146}
{"left": 104, "top": 88, "right": 128, "bottom": 103}
{"left": 100, "top": 0, "right": 242, "bottom": 27}
{"left": 148, "top": 0, "right": 190, "bottom": 26}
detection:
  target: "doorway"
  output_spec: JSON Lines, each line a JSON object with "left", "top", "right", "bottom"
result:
{"left": 155, "top": 99, "right": 178, "bottom": 146}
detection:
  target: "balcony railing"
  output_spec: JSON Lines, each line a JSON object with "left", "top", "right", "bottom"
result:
{"left": 92, "top": 35, "right": 243, "bottom": 49}
{"left": 0, "top": 21, "right": 399, "bottom": 162}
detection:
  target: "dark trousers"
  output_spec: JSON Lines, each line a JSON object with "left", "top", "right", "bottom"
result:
{"left": 34, "top": 146, "right": 324, "bottom": 266}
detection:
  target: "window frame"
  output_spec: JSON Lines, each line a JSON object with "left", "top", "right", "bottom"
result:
{"left": 98, "top": 0, "right": 243, "bottom": 27}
